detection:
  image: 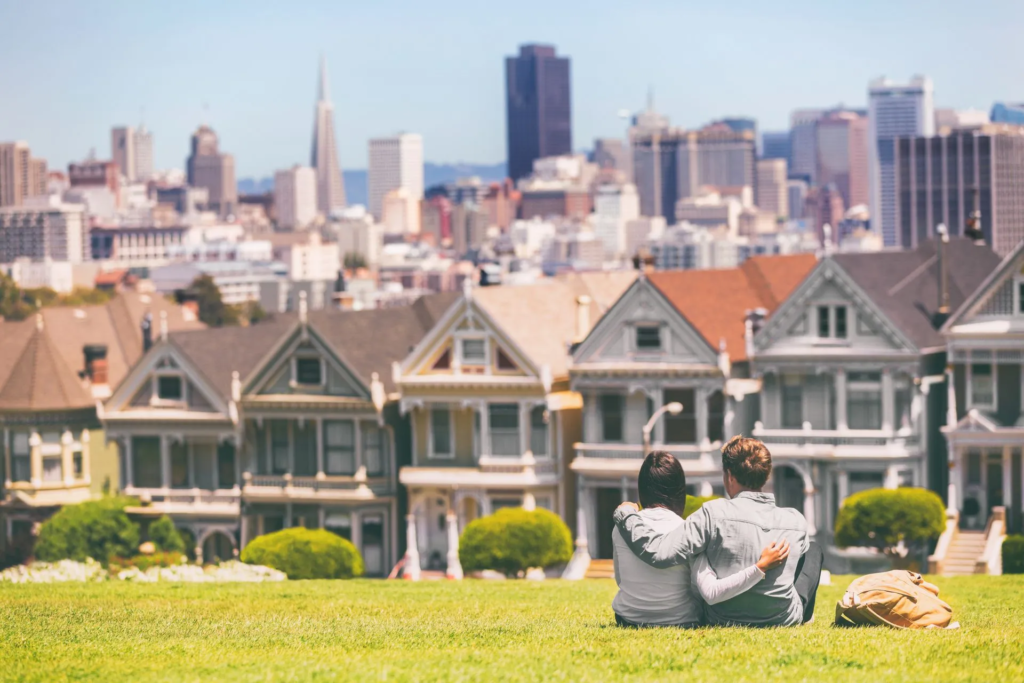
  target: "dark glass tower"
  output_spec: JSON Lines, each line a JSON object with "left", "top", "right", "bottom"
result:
{"left": 505, "top": 44, "right": 572, "bottom": 181}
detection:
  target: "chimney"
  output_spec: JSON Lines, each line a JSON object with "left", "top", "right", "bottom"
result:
{"left": 574, "top": 295, "right": 592, "bottom": 343}
{"left": 936, "top": 224, "right": 951, "bottom": 326}
{"left": 744, "top": 308, "right": 768, "bottom": 359}
{"left": 141, "top": 312, "right": 153, "bottom": 352}
{"left": 84, "top": 344, "right": 110, "bottom": 398}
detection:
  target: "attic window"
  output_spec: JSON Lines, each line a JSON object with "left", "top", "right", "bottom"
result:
{"left": 496, "top": 348, "right": 517, "bottom": 371}
{"left": 636, "top": 325, "right": 661, "bottom": 350}
{"left": 295, "top": 358, "right": 323, "bottom": 385}
{"left": 460, "top": 338, "right": 486, "bottom": 365}
{"left": 432, "top": 348, "right": 451, "bottom": 370}
{"left": 157, "top": 375, "right": 183, "bottom": 401}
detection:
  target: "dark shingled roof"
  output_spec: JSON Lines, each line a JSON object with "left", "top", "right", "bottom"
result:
{"left": 0, "top": 319, "right": 93, "bottom": 411}
{"left": 168, "top": 291, "right": 461, "bottom": 398}
{"left": 832, "top": 238, "right": 1001, "bottom": 349}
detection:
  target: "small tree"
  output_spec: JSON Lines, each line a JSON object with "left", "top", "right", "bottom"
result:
{"left": 148, "top": 516, "right": 186, "bottom": 554}
{"left": 459, "top": 508, "right": 572, "bottom": 578}
{"left": 240, "top": 528, "right": 363, "bottom": 579}
{"left": 34, "top": 497, "right": 140, "bottom": 565}
{"left": 343, "top": 252, "right": 367, "bottom": 270}
{"left": 683, "top": 495, "right": 720, "bottom": 519}
{"left": 189, "top": 275, "right": 238, "bottom": 327}
{"left": 1003, "top": 536, "right": 1024, "bottom": 574}
{"left": 834, "top": 488, "right": 945, "bottom": 557}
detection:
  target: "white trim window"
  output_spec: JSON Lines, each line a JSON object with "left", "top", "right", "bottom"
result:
{"left": 429, "top": 406, "right": 454, "bottom": 459}
{"left": 293, "top": 356, "right": 325, "bottom": 387}
{"left": 635, "top": 324, "right": 662, "bottom": 352}
{"left": 457, "top": 337, "right": 488, "bottom": 368}
{"left": 152, "top": 372, "right": 187, "bottom": 407}
{"left": 816, "top": 305, "right": 848, "bottom": 339}
{"left": 968, "top": 362, "right": 996, "bottom": 409}
{"left": 847, "top": 371, "right": 882, "bottom": 430}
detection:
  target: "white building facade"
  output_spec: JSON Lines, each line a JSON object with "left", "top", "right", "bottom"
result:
{"left": 368, "top": 134, "right": 424, "bottom": 222}
{"left": 274, "top": 166, "right": 318, "bottom": 230}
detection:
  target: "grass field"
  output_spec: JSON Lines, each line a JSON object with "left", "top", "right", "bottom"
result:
{"left": 1, "top": 576, "right": 1023, "bottom": 682}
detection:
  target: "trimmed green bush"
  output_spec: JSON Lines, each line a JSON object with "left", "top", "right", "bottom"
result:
{"left": 110, "top": 552, "right": 186, "bottom": 573}
{"left": 240, "top": 528, "right": 363, "bottom": 579}
{"left": 459, "top": 508, "right": 572, "bottom": 577}
{"left": 1004, "top": 535, "right": 1024, "bottom": 574}
{"left": 34, "top": 497, "right": 140, "bottom": 565}
{"left": 147, "top": 516, "right": 186, "bottom": 554}
{"left": 834, "top": 487, "right": 945, "bottom": 555}
{"left": 683, "top": 495, "right": 720, "bottom": 519}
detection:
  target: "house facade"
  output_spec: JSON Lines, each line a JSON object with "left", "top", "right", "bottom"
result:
{"left": 564, "top": 255, "right": 817, "bottom": 574}
{"left": 0, "top": 293, "right": 201, "bottom": 561}
{"left": 396, "top": 276, "right": 633, "bottom": 578}
{"left": 101, "top": 293, "right": 456, "bottom": 572}
{"left": 751, "top": 238, "right": 999, "bottom": 569}
{"left": 942, "top": 240, "right": 1024, "bottom": 540}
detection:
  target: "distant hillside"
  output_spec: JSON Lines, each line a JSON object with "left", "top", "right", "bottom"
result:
{"left": 238, "top": 162, "right": 506, "bottom": 207}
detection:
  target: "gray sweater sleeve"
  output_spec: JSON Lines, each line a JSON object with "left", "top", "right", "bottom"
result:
{"left": 613, "top": 505, "right": 713, "bottom": 568}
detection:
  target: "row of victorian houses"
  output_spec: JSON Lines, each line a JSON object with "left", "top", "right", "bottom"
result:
{"left": 2, "top": 236, "right": 1021, "bottom": 575}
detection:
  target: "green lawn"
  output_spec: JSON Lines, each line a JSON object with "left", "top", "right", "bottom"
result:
{"left": 1, "top": 576, "right": 1022, "bottom": 682}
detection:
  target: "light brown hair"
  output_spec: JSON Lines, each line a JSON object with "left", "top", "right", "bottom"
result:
{"left": 721, "top": 436, "right": 772, "bottom": 490}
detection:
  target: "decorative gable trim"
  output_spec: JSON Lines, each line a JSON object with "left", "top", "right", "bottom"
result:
{"left": 104, "top": 340, "right": 229, "bottom": 418}
{"left": 753, "top": 259, "right": 916, "bottom": 353}
{"left": 571, "top": 278, "right": 719, "bottom": 367}
{"left": 944, "top": 240, "right": 1024, "bottom": 330}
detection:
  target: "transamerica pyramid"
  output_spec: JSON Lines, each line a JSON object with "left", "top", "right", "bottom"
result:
{"left": 311, "top": 55, "right": 346, "bottom": 214}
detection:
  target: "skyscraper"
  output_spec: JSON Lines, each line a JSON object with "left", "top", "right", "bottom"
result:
{"left": 893, "top": 124, "right": 1024, "bottom": 256}
{"left": 111, "top": 127, "right": 136, "bottom": 181}
{"left": 368, "top": 133, "right": 424, "bottom": 224}
{"left": 788, "top": 109, "right": 824, "bottom": 184}
{"left": 186, "top": 125, "right": 236, "bottom": 217}
{"left": 311, "top": 56, "right": 346, "bottom": 215}
{"left": 756, "top": 158, "right": 788, "bottom": 218}
{"left": 505, "top": 44, "right": 572, "bottom": 181}
{"left": 760, "top": 131, "right": 790, "bottom": 161}
{"left": 991, "top": 103, "right": 1024, "bottom": 125}
{"left": 274, "top": 166, "right": 318, "bottom": 230}
{"left": 815, "top": 110, "right": 869, "bottom": 210}
{"left": 134, "top": 126, "right": 154, "bottom": 181}
{"left": 0, "top": 142, "right": 47, "bottom": 207}
{"left": 868, "top": 76, "right": 934, "bottom": 246}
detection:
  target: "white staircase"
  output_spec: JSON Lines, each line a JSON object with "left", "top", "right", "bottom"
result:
{"left": 941, "top": 531, "right": 987, "bottom": 576}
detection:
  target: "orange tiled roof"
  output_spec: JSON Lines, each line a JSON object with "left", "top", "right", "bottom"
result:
{"left": 647, "top": 253, "right": 817, "bottom": 361}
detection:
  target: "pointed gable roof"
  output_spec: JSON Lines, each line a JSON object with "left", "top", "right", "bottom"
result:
{"left": 832, "top": 238, "right": 1000, "bottom": 349}
{"left": 942, "top": 238, "right": 1024, "bottom": 331}
{"left": 646, "top": 253, "right": 817, "bottom": 361}
{"left": 0, "top": 318, "right": 92, "bottom": 411}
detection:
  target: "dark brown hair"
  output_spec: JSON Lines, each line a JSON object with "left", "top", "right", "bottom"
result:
{"left": 721, "top": 436, "right": 772, "bottom": 490}
{"left": 638, "top": 451, "right": 687, "bottom": 515}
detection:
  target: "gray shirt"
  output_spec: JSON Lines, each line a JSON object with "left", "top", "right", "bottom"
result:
{"left": 614, "top": 492, "right": 809, "bottom": 627}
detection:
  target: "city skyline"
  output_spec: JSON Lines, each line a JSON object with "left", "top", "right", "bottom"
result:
{"left": 2, "top": 0, "right": 1023, "bottom": 179}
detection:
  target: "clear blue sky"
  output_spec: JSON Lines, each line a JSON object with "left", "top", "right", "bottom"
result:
{"left": 2, "top": 0, "right": 1022, "bottom": 179}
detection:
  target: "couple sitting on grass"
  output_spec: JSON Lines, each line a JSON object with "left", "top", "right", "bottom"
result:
{"left": 613, "top": 436, "right": 823, "bottom": 628}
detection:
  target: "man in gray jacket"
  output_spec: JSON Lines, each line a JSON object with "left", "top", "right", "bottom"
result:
{"left": 614, "top": 436, "right": 823, "bottom": 626}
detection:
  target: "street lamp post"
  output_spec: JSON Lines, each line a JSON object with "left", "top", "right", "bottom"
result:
{"left": 642, "top": 402, "right": 683, "bottom": 456}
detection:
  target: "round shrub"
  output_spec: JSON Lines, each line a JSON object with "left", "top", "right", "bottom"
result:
{"left": 240, "top": 528, "right": 363, "bottom": 579}
{"left": 1004, "top": 535, "right": 1024, "bottom": 575}
{"left": 147, "top": 515, "right": 186, "bottom": 554}
{"left": 459, "top": 507, "right": 572, "bottom": 577}
{"left": 34, "top": 497, "right": 140, "bottom": 565}
{"left": 834, "top": 487, "right": 945, "bottom": 555}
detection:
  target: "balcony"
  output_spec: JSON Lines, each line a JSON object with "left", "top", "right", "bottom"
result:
{"left": 122, "top": 486, "right": 240, "bottom": 517}
{"left": 570, "top": 442, "right": 721, "bottom": 477}
{"left": 3, "top": 480, "right": 92, "bottom": 507}
{"left": 241, "top": 472, "right": 386, "bottom": 502}
{"left": 752, "top": 423, "right": 918, "bottom": 459}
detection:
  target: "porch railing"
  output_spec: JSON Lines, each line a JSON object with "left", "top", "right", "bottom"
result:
{"left": 572, "top": 443, "right": 711, "bottom": 460}
{"left": 753, "top": 424, "right": 917, "bottom": 448}
{"left": 977, "top": 507, "right": 1007, "bottom": 575}
{"left": 243, "top": 473, "right": 387, "bottom": 493}
{"left": 490, "top": 429, "right": 521, "bottom": 457}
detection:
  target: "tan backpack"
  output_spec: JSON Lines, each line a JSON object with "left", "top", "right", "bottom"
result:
{"left": 835, "top": 570, "right": 958, "bottom": 630}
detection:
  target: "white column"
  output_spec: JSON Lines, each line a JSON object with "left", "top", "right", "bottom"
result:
{"left": 522, "top": 491, "right": 536, "bottom": 510}
{"left": 354, "top": 420, "right": 363, "bottom": 472}
{"left": 29, "top": 432, "right": 41, "bottom": 486}
{"left": 124, "top": 437, "right": 134, "bottom": 488}
{"left": 884, "top": 466, "right": 899, "bottom": 489}
{"left": 948, "top": 449, "right": 960, "bottom": 513}
{"left": 284, "top": 501, "right": 293, "bottom": 528}
{"left": 2, "top": 429, "right": 10, "bottom": 488}
{"left": 240, "top": 515, "right": 251, "bottom": 549}
{"left": 351, "top": 511, "right": 362, "bottom": 556}
{"left": 561, "top": 480, "right": 592, "bottom": 580}
{"left": 696, "top": 386, "right": 708, "bottom": 446}
{"left": 287, "top": 422, "right": 295, "bottom": 475}
{"left": 803, "top": 481, "right": 817, "bottom": 537}
{"left": 585, "top": 391, "right": 599, "bottom": 443}
{"left": 723, "top": 394, "right": 735, "bottom": 442}
{"left": 699, "top": 480, "right": 714, "bottom": 497}
{"left": 882, "top": 369, "right": 894, "bottom": 432}
{"left": 445, "top": 510, "right": 463, "bottom": 580}
{"left": 620, "top": 475, "right": 629, "bottom": 503}
{"left": 60, "top": 430, "right": 74, "bottom": 486}
{"left": 519, "top": 401, "right": 530, "bottom": 455}
{"left": 838, "top": 470, "right": 850, "bottom": 506}
{"left": 404, "top": 510, "right": 421, "bottom": 581}
{"left": 160, "top": 436, "right": 170, "bottom": 489}
{"left": 835, "top": 369, "right": 848, "bottom": 432}
{"left": 315, "top": 418, "right": 324, "bottom": 478}
{"left": 1004, "top": 446, "right": 1013, "bottom": 511}
{"left": 478, "top": 401, "right": 490, "bottom": 457}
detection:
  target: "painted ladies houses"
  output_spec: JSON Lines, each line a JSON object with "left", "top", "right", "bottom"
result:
{"left": 937, "top": 239, "right": 1024, "bottom": 574}
{"left": 395, "top": 274, "right": 634, "bottom": 578}
{"left": 0, "top": 292, "right": 202, "bottom": 560}
{"left": 750, "top": 237, "right": 998, "bottom": 570}
{"left": 101, "top": 293, "right": 456, "bottom": 571}
{"left": 564, "top": 254, "right": 817, "bottom": 575}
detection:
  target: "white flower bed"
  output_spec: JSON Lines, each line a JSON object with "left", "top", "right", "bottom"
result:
{"left": 1, "top": 559, "right": 286, "bottom": 584}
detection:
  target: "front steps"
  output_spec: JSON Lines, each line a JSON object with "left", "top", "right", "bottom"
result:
{"left": 585, "top": 559, "right": 615, "bottom": 579}
{"left": 942, "top": 531, "right": 987, "bottom": 576}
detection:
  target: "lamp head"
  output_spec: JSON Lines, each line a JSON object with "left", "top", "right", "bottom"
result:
{"left": 666, "top": 402, "right": 683, "bottom": 415}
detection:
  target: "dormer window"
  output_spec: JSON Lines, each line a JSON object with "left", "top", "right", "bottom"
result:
{"left": 295, "top": 357, "right": 323, "bottom": 385}
{"left": 158, "top": 375, "right": 183, "bottom": 401}
{"left": 459, "top": 338, "right": 486, "bottom": 365}
{"left": 817, "top": 305, "right": 848, "bottom": 339}
{"left": 636, "top": 325, "right": 662, "bottom": 350}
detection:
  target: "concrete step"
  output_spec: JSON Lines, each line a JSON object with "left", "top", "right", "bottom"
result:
{"left": 585, "top": 559, "right": 615, "bottom": 580}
